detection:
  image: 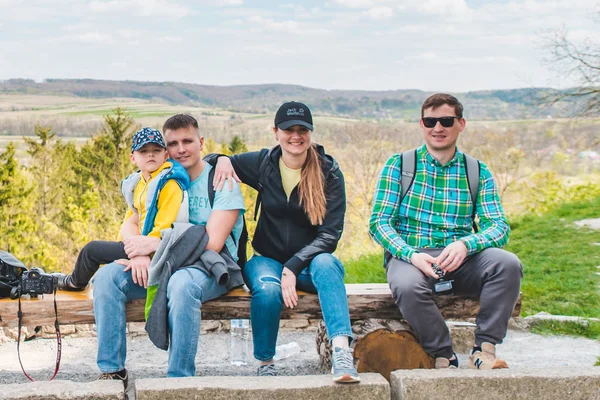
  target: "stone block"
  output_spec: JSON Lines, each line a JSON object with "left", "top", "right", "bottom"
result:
{"left": 74, "top": 323, "right": 96, "bottom": 337}
{"left": 280, "top": 319, "right": 310, "bottom": 330}
{"left": 200, "top": 320, "right": 223, "bottom": 333}
{"left": 446, "top": 321, "right": 475, "bottom": 354}
{"left": 2, "top": 380, "right": 124, "bottom": 399}
{"left": 136, "top": 373, "right": 389, "bottom": 400}
{"left": 0, "top": 327, "right": 9, "bottom": 344}
{"left": 127, "top": 322, "right": 147, "bottom": 336}
{"left": 391, "top": 367, "right": 600, "bottom": 400}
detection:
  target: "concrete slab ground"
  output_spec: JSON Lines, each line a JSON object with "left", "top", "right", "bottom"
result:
{"left": 575, "top": 218, "right": 600, "bottom": 230}
{"left": 390, "top": 367, "right": 600, "bottom": 400}
{"left": 135, "top": 373, "right": 389, "bottom": 400}
{"left": 2, "top": 380, "right": 123, "bottom": 400}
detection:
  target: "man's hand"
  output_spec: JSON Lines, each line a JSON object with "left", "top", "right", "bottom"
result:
{"left": 281, "top": 267, "right": 298, "bottom": 309}
{"left": 436, "top": 241, "right": 468, "bottom": 273}
{"left": 123, "top": 235, "right": 160, "bottom": 258}
{"left": 410, "top": 252, "right": 439, "bottom": 278}
{"left": 213, "top": 156, "right": 241, "bottom": 191}
{"left": 123, "top": 255, "right": 151, "bottom": 288}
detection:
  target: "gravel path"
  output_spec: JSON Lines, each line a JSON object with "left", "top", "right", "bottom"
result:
{"left": 1, "top": 329, "right": 599, "bottom": 385}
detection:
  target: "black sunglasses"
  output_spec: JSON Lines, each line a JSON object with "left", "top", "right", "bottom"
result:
{"left": 422, "top": 116, "right": 460, "bottom": 128}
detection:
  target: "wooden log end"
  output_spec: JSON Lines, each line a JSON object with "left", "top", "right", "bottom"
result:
{"left": 353, "top": 329, "right": 434, "bottom": 381}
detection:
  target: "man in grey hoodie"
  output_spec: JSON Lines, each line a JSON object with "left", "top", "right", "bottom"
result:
{"left": 92, "top": 114, "right": 246, "bottom": 385}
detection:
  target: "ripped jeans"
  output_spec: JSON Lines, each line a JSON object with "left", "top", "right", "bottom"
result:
{"left": 243, "top": 254, "right": 353, "bottom": 361}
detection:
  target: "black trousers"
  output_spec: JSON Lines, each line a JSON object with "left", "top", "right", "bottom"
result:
{"left": 71, "top": 240, "right": 128, "bottom": 287}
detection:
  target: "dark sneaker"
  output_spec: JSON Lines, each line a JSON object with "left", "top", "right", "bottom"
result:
{"left": 257, "top": 363, "right": 276, "bottom": 377}
{"left": 95, "top": 368, "right": 128, "bottom": 388}
{"left": 331, "top": 347, "right": 360, "bottom": 383}
{"left": 53, "top": 273, "right": 86, "bottom": 292}
{"left": 435, "top": 352, "right": 459, "bottom": 369}
{"left": 468, "top": 342, "right": 509, "bottom": 370}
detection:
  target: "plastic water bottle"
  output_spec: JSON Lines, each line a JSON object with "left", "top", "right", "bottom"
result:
{"left": 230, "top": 319, "right": 250, "bottom": 366}
{"left": 273, "top": 342, "right": 300, "bottom": 361}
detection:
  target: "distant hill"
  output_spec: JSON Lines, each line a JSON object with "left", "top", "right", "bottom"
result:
{"left": 0, "top": 78, "right": 583, "bottom": 120}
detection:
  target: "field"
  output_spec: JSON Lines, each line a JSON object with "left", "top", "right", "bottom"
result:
{"left": 1, "top": 93, "right": 599, "bottom": 340}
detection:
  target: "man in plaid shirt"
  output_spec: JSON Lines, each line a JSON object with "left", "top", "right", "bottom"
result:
{"left": 369, "top": 93, "right": 523, "bottom": 370}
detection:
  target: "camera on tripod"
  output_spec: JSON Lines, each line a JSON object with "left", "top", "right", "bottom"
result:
{"left": 431, "top": 264, "right": 454, "bottom": 295}
{"left": 10, "top": 267, "right": 56, "bottom": 299}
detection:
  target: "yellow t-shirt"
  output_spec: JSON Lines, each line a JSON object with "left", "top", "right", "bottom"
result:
{"left": 279, "top": 158, "right": 301, "bottom": 200}
{"left": 122, "top": 162, "right": 184, "bottom": 239}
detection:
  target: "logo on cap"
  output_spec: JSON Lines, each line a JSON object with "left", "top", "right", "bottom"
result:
{"left": 287, "top": 108, "right": 305, "bottom": 116}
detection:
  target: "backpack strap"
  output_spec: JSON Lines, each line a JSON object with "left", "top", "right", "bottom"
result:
{"left": 463, "top": 153, "right": 481, "bottom": 233}
{"left": 400, "top": 149, "right": 417, "bottom": 203}
{"left": 208, "top": 165, "right": 216, "bottom": 209}
{"left": 253, "top": 149, "right": 273, "bottom": 221}
{"left": 384, "top": 149, "right": 418, "bottom": 266}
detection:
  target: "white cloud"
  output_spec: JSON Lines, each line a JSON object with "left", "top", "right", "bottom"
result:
{"left": 110, "top": 62, "right": 128, "bottom": 68}
{"left": 227, "top": 44, "right": 297, "bottom": 57}
{"left": 61, "top": 32, "right": 113, "bottom": 44}
{"left": 279, "top": 4, "right": 322, "bottom": 19}
{"left": 158, "top": 35, "right": 183, "bottom": 43}
{"left": 331, "top": 0, "right": 394, "bottom": 9}
{"left": 365, "top": 6, "right": 395, "bottom": 20}
{"left": 402, "top": 53, "right": 519, "bottom": 65}
{"left": 89, "top": 0, "right": 192, "bottom": 18}
{"left": 412, "top": 0, "right": 471, "bottom": 15}
{"left": 246, "top": 15, "right": 333, "bottom": 35}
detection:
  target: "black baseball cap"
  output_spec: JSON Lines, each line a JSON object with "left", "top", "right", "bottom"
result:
{"left": 274, "top": 101, "right": 313, "bottom": 131}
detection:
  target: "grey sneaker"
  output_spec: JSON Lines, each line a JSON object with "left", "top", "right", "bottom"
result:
{"left": 257, "top": 363, "right": 276, "bottom": 377}
{"left": 331, "top": 347, "right": 360, "bottom": 383}
{"left": 95, "top": 368, "right": 128, "bottom": 388}
{"left": 468, "top": 342, "right": 509, "bottom": 370}
{"left": 435, "top": 353, "right": 459, "bottom": 369}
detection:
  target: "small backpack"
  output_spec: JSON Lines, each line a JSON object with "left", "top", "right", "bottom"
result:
{"left": 383, "top": 149, "right": 481, "bottom": 266}
{"left": 0, "top": 251, "right": 27, "bottom": 299}
{"left": 206, "top": 164, "right": 249, "bottom": 269}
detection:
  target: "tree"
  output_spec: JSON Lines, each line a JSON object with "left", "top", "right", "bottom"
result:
{"left": 0, "top": 143, "right": 37, "bottom": 261}
{"left": 204, "top": 137, "right": 217, "bottom": 153}
{"left": 546, "top": 26, "right": 600, "bottom": 117}
{"left": 24, "top": 124, "right": 57, "bottom": 218}
{"left": 228, "top": 136, "right": 248, "bottom": 154}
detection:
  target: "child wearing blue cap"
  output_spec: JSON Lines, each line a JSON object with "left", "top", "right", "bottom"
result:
{"left": 54, "top": 127, "right": 189, "bottom": 291}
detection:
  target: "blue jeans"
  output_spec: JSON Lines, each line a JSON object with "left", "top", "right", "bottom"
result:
{"left": 93, "top": 262, "right": 227, "bottom": 377}
{"left": 244, "top": 253, "right": 353, "bottom": 361}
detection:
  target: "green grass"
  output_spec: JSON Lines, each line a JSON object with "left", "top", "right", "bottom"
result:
{"left": 596, "top": 356, "right": 600, "bottom": 366}
{"left": 530, "top": 320, "right": 600, "bottom": 340}
{"left": 342, "top": 197, "right": 600, "bottom": 337}
{"left": 343, "top": 253, "right": 385, "bottom": 284}
{"left": 506, "top": 197, "right": 600, "bottom": 318}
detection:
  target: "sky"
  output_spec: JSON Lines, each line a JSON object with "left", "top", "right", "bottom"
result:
{"left": 0, "top": 0, "right": 598, "bottom": 92}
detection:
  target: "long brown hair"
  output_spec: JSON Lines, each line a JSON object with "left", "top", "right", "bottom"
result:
{"left": 299, "top": 143, "right": 326, "bottom": 225}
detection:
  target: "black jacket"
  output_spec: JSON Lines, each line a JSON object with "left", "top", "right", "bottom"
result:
{"left": 206, "top": 145, "right": 346, "bottom": 276}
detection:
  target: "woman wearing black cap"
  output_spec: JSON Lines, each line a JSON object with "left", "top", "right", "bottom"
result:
{"left": 207, "top": 101, "right": 359, "bottom": 383}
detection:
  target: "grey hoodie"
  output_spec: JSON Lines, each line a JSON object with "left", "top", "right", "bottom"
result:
{"left": 145, "top": 222, "right": 244, "bottom": 350}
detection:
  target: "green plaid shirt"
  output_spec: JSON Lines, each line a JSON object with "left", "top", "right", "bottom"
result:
{"left": 369, "top": 145, "right": 509, "bottom": 263}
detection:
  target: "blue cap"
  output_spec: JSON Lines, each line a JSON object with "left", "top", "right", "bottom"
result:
{"left": 131, "top": 127, "right": 166, "bottom": 152}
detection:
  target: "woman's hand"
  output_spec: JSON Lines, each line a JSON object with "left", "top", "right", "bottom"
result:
{"left": 281, "top": 267, "right": 298, "bottom": 309}
{"left": 213, "top": 156, "right": 241, "bottom": 191}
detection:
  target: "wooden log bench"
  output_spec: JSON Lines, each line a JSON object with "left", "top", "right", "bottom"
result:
{"left": 0, "top": 283, "right": 521, "bottom": 380}
{"left": 0, "top": 283, "right": 521, "bottom": 328}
